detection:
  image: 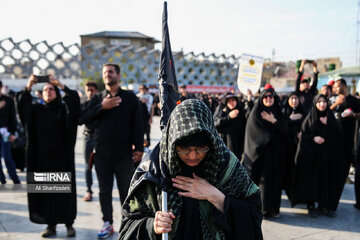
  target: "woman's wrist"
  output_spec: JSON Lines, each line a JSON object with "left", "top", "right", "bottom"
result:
{"left": 208, "top": 189, "right": 225, "bottom": 212}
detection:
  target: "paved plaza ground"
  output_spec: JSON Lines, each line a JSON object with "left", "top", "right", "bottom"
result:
{"left": 0, "top": 116, "right": 359, "bottom": 239}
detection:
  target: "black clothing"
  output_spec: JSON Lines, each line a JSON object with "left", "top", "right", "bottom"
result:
{"left": 152, "top": 94, "right": 161, "bottom": 116}
{"left": 282, "top": 92, "right": 305, "bottom": 197}
{"left": 214, "top": 100, "right": 246, "bottom": 159}
{"left": 244, "top": 99, "right": 255, "bottom": 119}
{"left": 11, "top": 118, "right": 26, "bottom": 171}
{"left": 79, "top": 100, "right": 97, "bottom": 194}
{"left": 291, "top": 95, "right": 347, "bottom": 211}
{"left": 175, "top": 169, "right": 202, "bottom": 240}
{"left": 119, "top": 99, "right": 263, "bottom": 240}
{"left": 179, "top": 92, "right": 195, "bottom": 102}
{"left": 81, "top": 88, "right": 144, "bottom": 160}
{"left": 138, "top": 99, "right": 151, "bottom": 147}
{"left": 243, "top": 89, "right": 289, "bottom": 215}
{"left": 80, "top": 101, "right": 96, "bottom": 137}
{"left": 355, "top": 159, "right": 360, "bottom": 207}
{"left": 332, "top": 94, "right": 360, "bottom": 163}
{"left": 94, "top": 153, "right": 134, "bottom": 224}
{"left": 81, "top": 87, "right": 144, "bottom": 223}
{"left": 17, "top": 86, "right": 80, "bottom": 225}
{"left": 208, "top": 96, "right": 219, "bottom": 114}
{"left": 331, "top": 94, "right": 360, "bottom": 209}
{"left": 0, "top": 93, "right": 20, "bottom": 183}
{"left": 295, "top": 71, "right": 318, "bottom": 114}
{"left": 0, "top": 94, "right": 17, "bottom": 134}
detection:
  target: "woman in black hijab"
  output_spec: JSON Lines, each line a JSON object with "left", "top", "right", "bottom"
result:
{"left": 243, "top": 88, "right": 289, "bottom": 218}
{"left": 282, "top": 92, "right": 305, "bottom": 198}
{"left": 214, "top": 93, "right": 246, "bottom": 160}
{"left": 17, "top": 75, "right": 80, "bottom": 237}
{"left": 291, "top": 94, "right": 346, "bottom": 218}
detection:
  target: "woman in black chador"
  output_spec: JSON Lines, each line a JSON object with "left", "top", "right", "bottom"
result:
{"left": 243, "top": 88, "right": 289, "bottom": 218}
{"left": 282, "top": 92, "right": 305, "bottom": 198}
{"left": 17, "top": 75, "right": 80, "bottom": 237}
{"left": 214, "top": 93, "right": 246, "bottom": 160}
{"left": 291, "top": 94, "right": 347, "bottom": 218}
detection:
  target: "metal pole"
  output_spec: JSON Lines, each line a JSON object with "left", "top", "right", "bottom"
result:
{"left": 161, "top": 190, "right": 168, "bottom": 240}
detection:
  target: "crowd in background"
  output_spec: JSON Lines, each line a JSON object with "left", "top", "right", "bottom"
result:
{"left": 0, "top": 59, "right": 359, "bottom": 238}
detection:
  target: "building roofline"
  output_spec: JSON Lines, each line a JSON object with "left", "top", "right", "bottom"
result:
{"left": 80, "top": 31, "right": 160, "bottom": 43}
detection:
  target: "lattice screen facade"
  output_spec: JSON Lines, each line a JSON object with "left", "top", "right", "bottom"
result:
{"left": 0, "top": 38, "right": 81, "bottom": 79}
{"left": 0, "top": 37, "right": 240, "bottom": 86}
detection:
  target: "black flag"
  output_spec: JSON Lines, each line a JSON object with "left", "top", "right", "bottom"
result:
{"left": 158, "top": 1, "right": 179, "bottom": 130}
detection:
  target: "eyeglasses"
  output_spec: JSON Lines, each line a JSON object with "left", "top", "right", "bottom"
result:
{"left": 176, "top": 147, "right": 210, "bottom": 155}
{"left": 263, "top": 94, "right": 274, "bottom": 99}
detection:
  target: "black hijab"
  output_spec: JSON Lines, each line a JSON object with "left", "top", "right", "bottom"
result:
{"left": 283, "top": 91, "right": 305, "bottom": 116}
{"left": 299, "top": 94, "right": 338, "bottom": 143}
{"left": 308, "top": 94, "right": 330, "bottom": 124}
{"left": 42, "top": 83, "right": 62, "bottom": 107}
{"left": 243, "top": 88, "right": 285, "bottom": 161}
{"left": 291, "top": 94, "right": 346, "bottom": 208}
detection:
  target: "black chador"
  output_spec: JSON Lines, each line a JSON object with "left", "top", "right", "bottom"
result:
{"left": 17, "top": 85, "right": 80, "bottom": 226}
{"left": 213, "top": 94, "right": 246, "bottom": 160}
{"left": 242, "top": 89, "right": 289, "bottom": 217}
{"left": 281, "top": 92, "right": 305, "bottom": 198}
{"left": 291, "top": 95, "right": 347, "bottom": 213}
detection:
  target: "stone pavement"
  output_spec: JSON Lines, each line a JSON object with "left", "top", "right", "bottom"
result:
{"left": 1, "top": 116, "right": 360, "bottom": 240}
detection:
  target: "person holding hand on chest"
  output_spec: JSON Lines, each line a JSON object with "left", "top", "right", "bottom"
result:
{"left": 119, "top": 99, "right": 263, "bottom": 240}
{"left": 291, "top": 95, "right": 347, "bottom": 218}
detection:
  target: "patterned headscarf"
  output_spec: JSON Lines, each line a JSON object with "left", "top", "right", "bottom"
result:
{"left": 123, "top": 99, "right": 259, "bottom": 239}
{"left": 162, "top": 99, "right": 259, "bottom": 239}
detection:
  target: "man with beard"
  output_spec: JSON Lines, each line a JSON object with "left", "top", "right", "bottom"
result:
{"left": 330, "top": 79, "right": 360, "bottom": 209}
{"left": 82, "top": 63, "right": 144, "bottom": 239}
{"left": 17, "top": 75, "right": 80, "bottom": 237}
{"left": 330, "top": 80, "right": 360, "bottom": 161}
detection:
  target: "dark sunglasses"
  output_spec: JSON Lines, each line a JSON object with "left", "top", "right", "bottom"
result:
{"left": 263, "top": 94, "right": 274, "bottom": 99}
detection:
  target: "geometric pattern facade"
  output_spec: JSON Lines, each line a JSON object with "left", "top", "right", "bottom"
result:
{"left": 0, "top": 37, "right": 81, "bottom": 79}
{"left": 1, "top": 37, "right": 240, "bottom": 86}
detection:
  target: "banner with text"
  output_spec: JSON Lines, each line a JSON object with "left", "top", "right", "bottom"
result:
{"left": 237, "top": 53, "right": 263, "bottom": 94}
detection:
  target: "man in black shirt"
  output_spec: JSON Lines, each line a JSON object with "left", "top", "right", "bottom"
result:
{"left": 0, "top": 80, "right": 20, "bottom": 184}
{"left": 330, "top": 79, "right": 360, "bottom": 207}
{"left": 330, "top": 79, "right": 360, "bottom": 162}
{"left": 79, "top": 81, "right": 98, "bottom": 201}
{"left": 295, "top": 59, "right": 319, "bottom": 114}
{"left": 82, "top": 63, "right": 144, "bottom": 239}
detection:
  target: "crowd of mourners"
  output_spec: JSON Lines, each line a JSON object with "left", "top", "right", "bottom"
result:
{"left": 0, "top": 60, "right": 359, "bottom": 239}
{"left": 177, "top": 60, "right": 360, "bottom": 220}
{"left": 191, "top": 60, "right": 360, "bottom": 220}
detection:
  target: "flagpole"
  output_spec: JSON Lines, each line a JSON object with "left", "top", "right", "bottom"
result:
{"left": 162, "top": 190, "right": 168, "bottom": 240}
{"left": 158, "top": 1, "right": 179, "bottom": 131}
{"left": 158, "top": 2, "right": 178, "bottom": 239}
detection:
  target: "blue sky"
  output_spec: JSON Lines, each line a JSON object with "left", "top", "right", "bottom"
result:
{"left": 0, "top": 0, "right": 358, "bottom": 66}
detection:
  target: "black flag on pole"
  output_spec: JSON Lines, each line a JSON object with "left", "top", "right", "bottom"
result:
{"left": 158, "top": 1, "right": 179, "bottom": 130}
